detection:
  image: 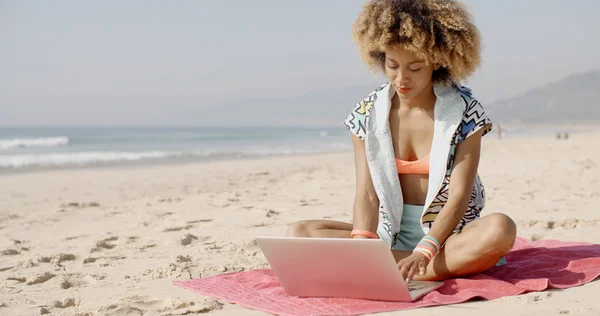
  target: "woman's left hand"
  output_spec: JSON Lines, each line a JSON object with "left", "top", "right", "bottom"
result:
{"left": 397, "top": 252, "right": 430, "bottom": 281}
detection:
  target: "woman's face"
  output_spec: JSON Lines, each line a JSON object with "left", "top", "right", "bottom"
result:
{"left": 383, "top": 45, "right": 435, "bottom": 100}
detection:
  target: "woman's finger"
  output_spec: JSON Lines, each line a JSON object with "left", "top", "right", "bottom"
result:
{"left": 406, "top": 264, "right": 418, "bottom": 282}
{"left": 398, "top": 260, "right": 410, "bottom": 279}
{"left": 418, "top": 259, "right": 428, "bottom": 276}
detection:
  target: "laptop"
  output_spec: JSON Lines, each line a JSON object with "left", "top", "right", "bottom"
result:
{"left": 255, "top": 236, "right": 443, "bottom": 302}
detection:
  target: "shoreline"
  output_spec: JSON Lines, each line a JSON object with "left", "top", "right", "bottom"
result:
{"left": 2, "top": 127, "right": 600, "bottom": 176}
{"left": 0, "top": 149, "right": 353, "bottom": 177}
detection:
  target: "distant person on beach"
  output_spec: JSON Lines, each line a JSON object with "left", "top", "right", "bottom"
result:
{"left": 497, "top": 122, "right": 503, "bottom": 139}
{"left": 287, "top": 0, "right": 516, "bottom": 282}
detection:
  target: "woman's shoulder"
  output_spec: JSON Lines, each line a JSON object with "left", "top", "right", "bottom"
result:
{"left": 452, "top": 84, "right": 493, "bottom": 143}
{"left": 343, "top": 83, "right": 389, "bottom": 140}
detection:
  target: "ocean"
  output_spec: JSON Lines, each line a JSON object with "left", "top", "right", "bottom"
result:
{"left": 0, "top": 127, "right": 353, "bottom": 172}
{"left": 0, "top": 125, "right": 576, "bottom": 173}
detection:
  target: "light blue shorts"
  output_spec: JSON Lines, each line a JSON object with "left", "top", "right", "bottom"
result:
{"left": 377, "top": 204, "right": 507, "bottom": 266}
{"left": 377, "top": 204, "right": 425, "bottom": 251}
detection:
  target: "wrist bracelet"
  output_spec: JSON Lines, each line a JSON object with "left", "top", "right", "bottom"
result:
{"left": 413, "top": 235, "right": 441, "bottom": 260}
{"left": 350, "top": 229, "right": 378, "bottom": 239}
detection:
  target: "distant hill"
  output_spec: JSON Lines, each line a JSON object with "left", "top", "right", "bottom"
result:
{"left": 486, "top": 70, "right": 600, "bottom": 124}
{"left": 204, "top": 70, "right": 600, "bottom": 127}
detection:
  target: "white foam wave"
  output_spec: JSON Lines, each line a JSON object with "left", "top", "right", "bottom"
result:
{"left": 0, "top": 151, "right": 182, "bottom": 168}
{"left": 0, "top": 137, "right": 70, "bottom": 150}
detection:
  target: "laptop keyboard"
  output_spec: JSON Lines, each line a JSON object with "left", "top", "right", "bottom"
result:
{"left": 406, "top": 282, "right": 427, "bottom": 291}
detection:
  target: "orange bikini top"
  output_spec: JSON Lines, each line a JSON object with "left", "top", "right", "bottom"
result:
{"left": 396, "top": 154, "right": 430, "bottom": 175}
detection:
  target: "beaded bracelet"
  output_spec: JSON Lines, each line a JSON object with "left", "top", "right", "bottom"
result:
{"left": 422, "top": 236, "right": 441, "bottom": 251}
{"left": 413, "top": 235, "right": 441, "bottom": 260}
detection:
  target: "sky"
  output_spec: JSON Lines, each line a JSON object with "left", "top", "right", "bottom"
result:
{"left": 1, "top": 0, "right": 599, "bottom": 126}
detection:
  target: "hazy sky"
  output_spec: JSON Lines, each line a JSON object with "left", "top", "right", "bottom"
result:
{"left": 1, "top": 0, "right": 599, "bottom": 126}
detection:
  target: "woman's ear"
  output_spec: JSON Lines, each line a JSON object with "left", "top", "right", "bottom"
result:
{"left": 433, "top": 63, "right": 441, "bottom": 71}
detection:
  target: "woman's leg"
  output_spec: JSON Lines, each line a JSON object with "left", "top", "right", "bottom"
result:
{"left": 400, "top": 213, "right": 517, "bottom": 281}
{"left": 287, "top": 220, "right": 354, "bottom": 238}
{"left": 287, "top": 213, "right": 516, "bottom": 281}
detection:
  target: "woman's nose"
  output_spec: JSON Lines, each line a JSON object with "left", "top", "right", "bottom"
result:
{"left": 394, "top": 69, "right": 410, "bottom": 85}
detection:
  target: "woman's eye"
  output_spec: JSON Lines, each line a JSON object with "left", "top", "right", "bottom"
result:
{"left": 410, "top": 68, "right": 422, "bottom": 72}
{"left": 387, "top": 64, "right": 399, "bottom": 69}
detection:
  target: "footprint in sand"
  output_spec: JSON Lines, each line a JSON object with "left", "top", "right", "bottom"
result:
{"left": 176, "top": 255, "right": 192, "bottom": 263}
{"left": 206, "top": 243, "right": 223, "bottom": 251}
{"left": 208, "top": 202, "right": 230, "bottom": 208}
{"left": 64, "top": 234, "right": 89, "bottom": 241}
{"left": 186, "top": 219, "right": 213, "bottom": 224}
{"left": 60, "top": 202, "right": 101, "bottom": 208}
{"left": 54, "top": 298, "right": 78, "bottom": 308}
{"left": 527, "top": 234, "right": 545, "bottom": 241}
{"left": 298, "top": 199, "right": 324, "bottom": 207}
{"left": 38, "top": 253, "right": 76, "bottom": 265}
{"left": 265, "top": 209, "right": 279, "bottom": 217}
{"left": 518, "top": 218, "right": 600, "bottom": 230}
{"left": 7, "top": 276, "right": 26, "bottom": 283}
{"left": 163, "top": 225, "right": 194, "bottom": 232}
{"left": 248, "top": 222, "right": 273, "bottom": 228}
{"left": 16, "top": 259, "right": 37, "bottom": 269}
{"left": 0, "top": 214, "right": 20, "bottom": 222}
{"left": 59, "top": 273, "right": 99, "bottom": 289}
{"left": 179, "top": 234, "right": 212, "bottom": 246}
{"left": 180, "top": 234, "right": 198, "bottom": 246}
{"left": 526, "top": 292, "right": 553, "bottom": 303}
{"left": 83, "top": 257, "right": 98, "bottom": 264}
{"left": 91, "top": 236, "right": 119, "bottom": 252}
{"left": 138, "top": 244, "right": 157, "bottom": 251}
{"left": 26, "top": 272, "right": 56, "bottom": 285}
{"left": 1, "top": 249, "right": 19, "bottom": 256}
{"left": 157, "top": 197, "right": 182, "bottom": 203}
{"left": 83, "top": 256, "right": 126, "bottom": 267}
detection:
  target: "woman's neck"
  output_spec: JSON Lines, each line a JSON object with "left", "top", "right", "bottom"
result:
{"left": 398, "top": 85, "right": 436, "bottom": 111}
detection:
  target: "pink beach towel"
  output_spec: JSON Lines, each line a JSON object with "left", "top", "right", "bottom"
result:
{"left": 173, "top": 237, "right": 600, "bottom": 316}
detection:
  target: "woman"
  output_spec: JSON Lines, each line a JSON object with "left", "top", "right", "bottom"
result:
{"left": 287, "top": 0, "right": 517, "bottom": 282}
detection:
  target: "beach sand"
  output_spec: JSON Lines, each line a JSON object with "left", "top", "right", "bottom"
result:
{"left": 1, "top": 131, "right": 599, "bottom": 316}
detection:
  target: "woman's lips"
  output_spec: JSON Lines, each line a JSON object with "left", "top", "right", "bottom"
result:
{"left": 397, "top": 87, "right": 412, "bottom": 93}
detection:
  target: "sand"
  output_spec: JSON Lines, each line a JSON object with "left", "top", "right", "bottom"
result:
{"left": 1, "top": 131, "right": 599, "bottom": 316}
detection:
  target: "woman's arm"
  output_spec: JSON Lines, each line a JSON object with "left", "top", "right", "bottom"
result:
{"left": 350, "top": 133, "right": 380, "bottom": 237}
{"left": 426, "top": 128, "right": 484, "bottom": 245}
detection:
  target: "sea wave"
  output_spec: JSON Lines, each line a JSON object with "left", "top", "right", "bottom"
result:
{"left": 0, "top": 141, "right": 353, "bottom": 169}
{"left": 0, "top": 151, "right": 182, "bottom": 168}
{"left": 0, "top": 137, "right": 70, "bottom": 150}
